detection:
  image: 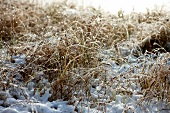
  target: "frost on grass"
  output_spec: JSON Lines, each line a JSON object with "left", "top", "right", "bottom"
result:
{"left": 1, "top": 0, "right": 170, "bottom": 112}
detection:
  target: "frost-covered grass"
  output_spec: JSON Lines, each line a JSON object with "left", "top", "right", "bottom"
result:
{"left": 1, "top": 0, "right": 170, "bottom": 112}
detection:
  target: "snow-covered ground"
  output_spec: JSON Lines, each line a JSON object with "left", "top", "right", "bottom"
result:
{"left": 1, "top": 40, "right": 170, "bottom": 113}
{"left": 1, "top": 0, "right": 170, "bottom": 113}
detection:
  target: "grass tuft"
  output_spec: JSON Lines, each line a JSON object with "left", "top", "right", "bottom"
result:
{"left": 139, "top": 55, "right": 170, "bottom": 102}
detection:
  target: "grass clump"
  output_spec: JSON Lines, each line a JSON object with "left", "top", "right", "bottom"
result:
{"left": 0, "top": 0, "right": 47, "bottom": 43}
{"left": 0, "top": 0, "right": 117, "bottom": 102}
{"left": 139, "top": 54, "right": 170, "bottom": 102}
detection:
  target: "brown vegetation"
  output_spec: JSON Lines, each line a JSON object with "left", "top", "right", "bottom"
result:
{"left": 1, "top": 0, "right": 170, "bottom": 111}
{"left": 140, "top": 26, "right": 170, "bottom": 54}
{"left": 139, "top": 55, "right": 170, "bottom": 102}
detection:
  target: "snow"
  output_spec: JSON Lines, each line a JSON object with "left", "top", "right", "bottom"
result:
{"left": 1, "top": 108, "right": 19, "bottom": 113}
{"left": 1, "top": 0, "right": 170, "bottom": 113}
{"left": 1, "top": 52, "right": 170, "bottom": 112}
{"left": 0, "top": 53, "right": 77, "bottom": 112}
{"left": 0, "top": 93, "right": 76, "bottom": 113}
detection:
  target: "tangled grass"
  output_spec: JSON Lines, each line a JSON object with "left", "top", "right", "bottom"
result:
{"left": 139, "top": 53, "right": 170, "bottom": 102}
{"left": 1, "top": 0, "right": 170, "bottom": 112}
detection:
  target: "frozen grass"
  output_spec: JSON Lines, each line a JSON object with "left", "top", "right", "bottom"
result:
{"left": 139, "top": 54, "right": 170, "bottom": 101}
{"left": 1, "top": 0, "right": 170, "bottom": 112}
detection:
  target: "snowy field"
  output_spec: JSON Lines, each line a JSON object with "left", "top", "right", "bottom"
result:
{"left": 1, "top": 0, "right": 170, "bottom": 113}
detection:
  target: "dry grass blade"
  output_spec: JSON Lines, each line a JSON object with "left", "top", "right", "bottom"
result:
{"left": 139, "top": 56, "right": 170, "bottom": 102}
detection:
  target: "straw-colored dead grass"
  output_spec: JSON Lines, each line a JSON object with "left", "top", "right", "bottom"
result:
{"left": 0, "top": 0, "right": 47, "bottom": 43}
{"left": 1, "top": 0, "right": 170, "bottom": 111}
{"left": 139, "top": 54, "right": 170, "bottom": 102}
{"left": 139, "top": 26, "right": 170, "bottom": 54}
{"left": 1, "top": 0, "right": 110, "bottom": 101}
